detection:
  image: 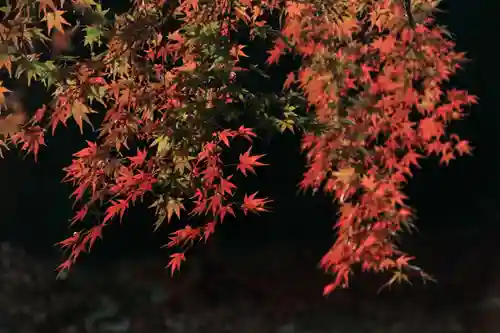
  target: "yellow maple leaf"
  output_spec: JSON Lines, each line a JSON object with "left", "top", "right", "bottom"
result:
{"left": 43, "top": 10, "right": 70, "bottom": 34}
{"left": 333, "top": 167, "right": 356, "bottom": 183}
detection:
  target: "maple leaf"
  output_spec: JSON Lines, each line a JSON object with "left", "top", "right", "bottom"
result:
{"left": 58, "top": 232, "right": 80, "bottom": 248}
{"left": 332, "top": 167, "right": 356, "bottom": 184}
{"left": 203, "top": 221, "right": 217, "bottom": 242}
{"left": 166, "top": 198, "right": 185, "bottom": 223}
{"left": 237, "top": 147, "right": 268, "bottom": 176}
{"left": 56, "top": 259, "right": 73, "bottom": 275}
{"left": 361, "top": 175, "right": 377, "bottom": 191}
{"left": 38, "top": 0, "right": 57, "bottom": 14}
{"left": 323, "top": 283, "right": 337, "bottom": 296}
{"left": 219, "top": 176, "right": 236, "bottom": 196}
{"left": 230, "top": 44, "right": 248, "bottom": 60}
{"left": 218, "top": 204, "right": 235, "bottom": 222}
{"left": 0, "top": 82, "right": 10, "bottom": 105}
{"left": 283, "top": 72, "right": 295, "bottom": 90}
{"left": 0, "top": 56, "right": 12, "bottom": 76}
{"left": 455, "top": 140, "right": 472, "bottom": 156}
{"left": 286, "top": 2, "right": 306, "bottom": 17}
{"left": 440, "top": 152, "right": 455, "bottom": 165}
{"left": 267, "top": 39, "right": 287, "bottom": 65}
{"left": 129, "top": 149, "right": 148, "bottom": 168}
{"left": 379, "top": 270, "right": 412, "bottom": 292}
{"left": 33, "top": 105, "right": 47, "bottom": 123}
{"left": 103, "top": 199, "right": 129, "bottom": 223}
{"left": 401, "top": 150, "right": 422, "bottom": 168}
{"left": 237, "top": 126, "right": 257, "bottom": 142}
{"left": 167, "top": 225, "right": 200, "bottom": 247}
{"left": 372, "top": 35, "right": 396, "bottom": 55}
{"left": 83, "top": 224, "right": 104, "bottom": 250}
{"left": 43, "top": 10, "right": 70, "bottom": 34}
{"left": 167, "top": 252, "right": 186, "bottom": 276}
{"left": 217, "top": 129, "right": 236, "bottom": 147}
{"left": 71, "top": 100, "right": 95, "bottom": 134}
{"left": 241, "top": 192, "right": 272, "bottom": 215}
{"left": 419, "top": 117, "right": 443, "bottom": 141}
{"left": 71, "top": 206, "right": 89, "bottom": 224}
{"left": 208, "top": 193, "right": 222, "bottom": 216}
{"left": 16, "top": 126, "right": 45, "bottom": 161}
{"left": 73, "top": 141, "right": 97, "bottom": 158}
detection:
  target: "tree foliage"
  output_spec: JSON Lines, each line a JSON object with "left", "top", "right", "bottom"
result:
{"left": 0, "top": 0, "right": 477, "bottom": 294}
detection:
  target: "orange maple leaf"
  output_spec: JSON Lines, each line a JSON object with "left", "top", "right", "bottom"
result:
{"left": 266, "top": 39, "right": 287, "bottom": 65}
{"left": 44, "top": 10, "right": 70, "bottom": 34}
{"left": 230, "top": 44, "right": 248, "bottom": 60}
{"left": 372, "top": 35, "right": 396, "bottom": 55}
{"left": 0, "top": 82, "right": 10, "bottom": 105}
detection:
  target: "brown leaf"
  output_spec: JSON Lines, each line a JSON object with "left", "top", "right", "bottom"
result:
{"left": 71, "top": 100, "right": 95, "bottom": 133}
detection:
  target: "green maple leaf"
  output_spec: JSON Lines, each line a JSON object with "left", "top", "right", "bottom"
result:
{"left": 84, "top": 26, "right": 104, "bottom": 50}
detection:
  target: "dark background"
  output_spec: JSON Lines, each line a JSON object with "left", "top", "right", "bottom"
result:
{"left": 0, "top": 0, "right": 496, "bottom": 292}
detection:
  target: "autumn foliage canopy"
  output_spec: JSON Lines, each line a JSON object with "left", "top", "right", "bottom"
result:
{"left": 0, "top": 0, "right": 477, "bottom": 294}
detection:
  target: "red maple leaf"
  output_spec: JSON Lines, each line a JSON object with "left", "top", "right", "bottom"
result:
{"left": 82, "top": 224, "right": 104, "bottom": 250}
{"left": 372, "top": 35, "right": 396, "bottom": 55}
{"left": 455, "top": 140, "right": 472, "bottom": 156}
{"left": 203, "top": 221, "right": 217, "bottom": 242}
{"left": 56, "top": 259, "right": 73, "bottom": 273}
{"left": 241, "top": 192, "right": 272, "bottom": 215}
{"left": 167, "top": 252, "right": 186, "bottom": 276}
{"left": 58, "top": 232, "right": 80, "bottom": 248}
{"left": 219, "top": 176, "right": 236, "bottom": 196}
{"left": 129, "top": 149, "right": 147, "bottom": 168}
{"left": 237, "top": 126, "right": 257, "bottom": 142}
{"left": 217, "top": 129, "right": 236, "bottom": 147}
{"left": 419, "top": 117, "right": 444, "bottom": 141}
{"left": 103, "top": 199, "right": 129, "bottom": 223}
{"left": 237, "top": 147, "right": 268, "bottom": 176}
{"left": 71, "top": 206, "right": 89, "bottom": 225}
{"left": 283, "top": 72, "right": 296, "bottom": 89}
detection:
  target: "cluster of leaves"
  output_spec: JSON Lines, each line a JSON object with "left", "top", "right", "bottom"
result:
{"left": 0, "top": 0, "right": 477, "bottom": 294}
